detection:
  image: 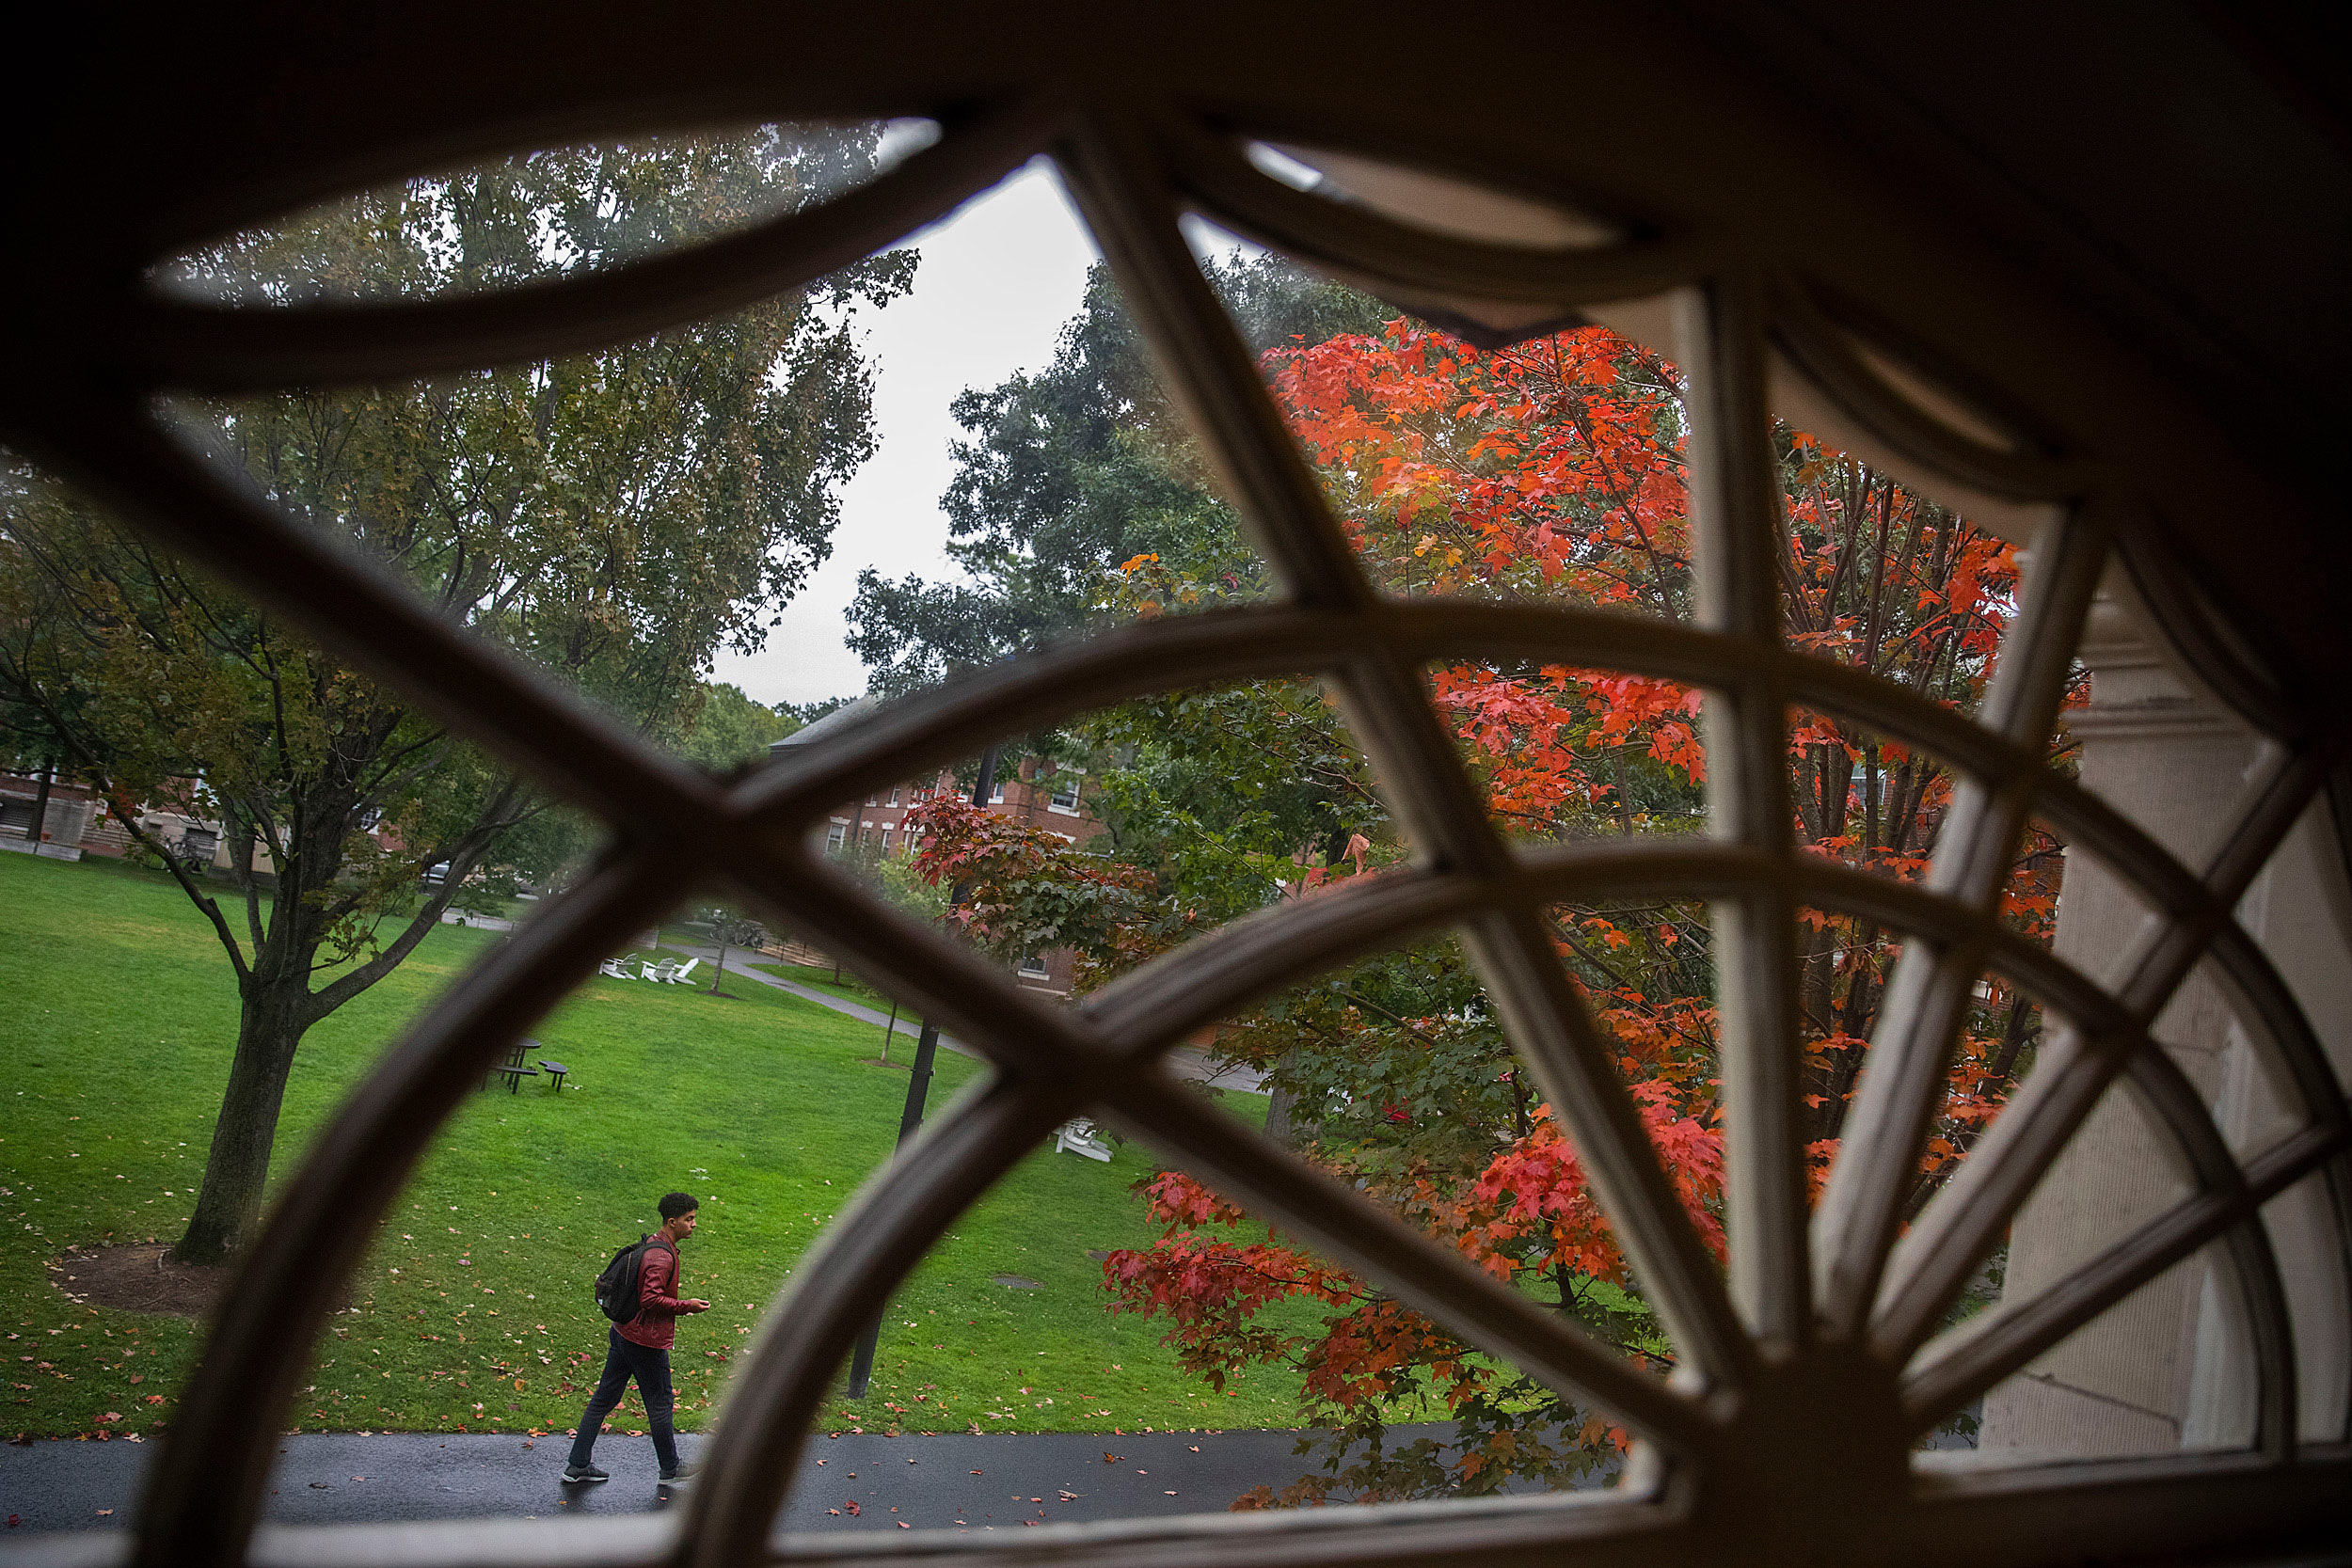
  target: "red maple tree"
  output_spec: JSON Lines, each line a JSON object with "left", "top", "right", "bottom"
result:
{"left": 914, "top": 318, "right": 2066, "bottom": 1501}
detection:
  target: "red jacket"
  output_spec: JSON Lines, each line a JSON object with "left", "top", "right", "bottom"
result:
{"left": 618, "top": 1239, "right": 690, "bottom": 1350}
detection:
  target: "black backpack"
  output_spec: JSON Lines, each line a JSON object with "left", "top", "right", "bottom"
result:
{"left": 594, "top": 1234, "right": 670, "bottom": 1324}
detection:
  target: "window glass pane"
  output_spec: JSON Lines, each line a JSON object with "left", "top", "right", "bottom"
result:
{"left": 153, "top": 120, "right": 933, "bottom": 306}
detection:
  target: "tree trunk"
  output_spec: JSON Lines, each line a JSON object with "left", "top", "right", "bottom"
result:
{"left": 30, "top": 756, "right": 55, "bottom": 845}
{"left": 173, "top": 970, "right": 312, "bottom": 1265}
{"left": 1263, "top": 1047, "right": 1314, "bottom": 1148}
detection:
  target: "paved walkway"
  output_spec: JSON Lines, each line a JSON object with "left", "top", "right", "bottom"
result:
{"left": 1, "top": 1423, "right": 1573, "bottom": 1532}
{"left": 674, "top": 943, "right": 1266, "bottom": 1093}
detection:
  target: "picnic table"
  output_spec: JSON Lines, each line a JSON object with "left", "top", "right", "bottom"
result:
{"left": 485, "top": 1039, "right": 540, "bottom": 1093}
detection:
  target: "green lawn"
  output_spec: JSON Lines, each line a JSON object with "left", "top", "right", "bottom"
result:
{"left": 744, "top": 958, "right": 893, "bottom": 1010}
{"left": 0, "top": 851, "right": 1308, "bottom": 1443}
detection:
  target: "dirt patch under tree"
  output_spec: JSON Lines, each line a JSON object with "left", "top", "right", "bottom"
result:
{"left": 48, "top": 1243, "right": 225, "bottom": 1319}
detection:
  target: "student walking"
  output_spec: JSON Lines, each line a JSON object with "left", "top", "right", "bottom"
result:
{"left": 565, "top": 1192, "right": 711, "bottom": 1484}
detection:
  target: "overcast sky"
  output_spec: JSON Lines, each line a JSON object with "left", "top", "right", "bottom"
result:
{"left": 709, "top": 158, "right": 1102, "bottom": 708}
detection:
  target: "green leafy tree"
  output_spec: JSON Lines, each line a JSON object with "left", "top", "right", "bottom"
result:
{"left": 0, "top": 125, "right": 912, "bottom": 1265}
{"left": 674, "top": 682, "right": 800, "bottom": 774}
{"left": 846, "top": 254, "right": 1384, "bottom": 691}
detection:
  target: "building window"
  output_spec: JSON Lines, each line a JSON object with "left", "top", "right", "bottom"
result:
{"left": 989, "top": 779, "right": 1005, "bottom": 803}
{"left": 49, "top": 59, "right": 2351, "bottom": 1568}
{"left": 886, "top": 784, "right": 900, "bottom": 806}
{"left": 879, "top": 825, "right": 893, "bottom": 850}
{"left": 824, "top": 820, "right": 847, "bottom": 854}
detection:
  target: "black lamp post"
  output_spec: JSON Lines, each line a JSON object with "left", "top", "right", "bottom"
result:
{"left": 846, "top": 743, "right": 998, "bottom": 1400}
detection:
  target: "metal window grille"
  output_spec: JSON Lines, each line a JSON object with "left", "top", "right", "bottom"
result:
{"left": 3, "top": 59, "right": 2346, "bottom": 1568}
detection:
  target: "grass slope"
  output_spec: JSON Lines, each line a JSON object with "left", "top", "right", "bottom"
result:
{"left": 0, "top": 852, "right": 1303, "bottom": 1442}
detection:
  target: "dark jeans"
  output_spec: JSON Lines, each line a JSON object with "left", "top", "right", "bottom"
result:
{"left": 569, "top": 1326, "right": 678, "bottom": 1473}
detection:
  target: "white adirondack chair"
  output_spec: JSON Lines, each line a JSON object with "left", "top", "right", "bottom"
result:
{"left": 597, "top": 958, "right": 631, "bottom": 980}
{"left": 642, "top": 958, "right": 679, "bottom": 982}
{"left": 666, "top": 958, "right": 701, "bottom": 985}
{"left": 1054, "top": 1118, "right": 1113, "bottom": 1162}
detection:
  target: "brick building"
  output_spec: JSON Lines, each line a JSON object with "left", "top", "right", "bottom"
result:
{"left": 771, "top": 699, "right": 1105, "bottom": 994}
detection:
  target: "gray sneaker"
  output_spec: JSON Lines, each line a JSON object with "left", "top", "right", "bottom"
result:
{"left": 659, "top": 1463, "right": 700, "bottom": 1483}
{"left": 564, "top": 1464, "right": 610, "bottom": 1483}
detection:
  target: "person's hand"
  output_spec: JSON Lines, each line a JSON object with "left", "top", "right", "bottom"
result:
{"left": 683, "top": 1299, "right": 712, "bottom": 1313}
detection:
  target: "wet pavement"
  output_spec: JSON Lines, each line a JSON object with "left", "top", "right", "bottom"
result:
{"left": 2, "top": 1422, "right": 1547, "bottom": 1533}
